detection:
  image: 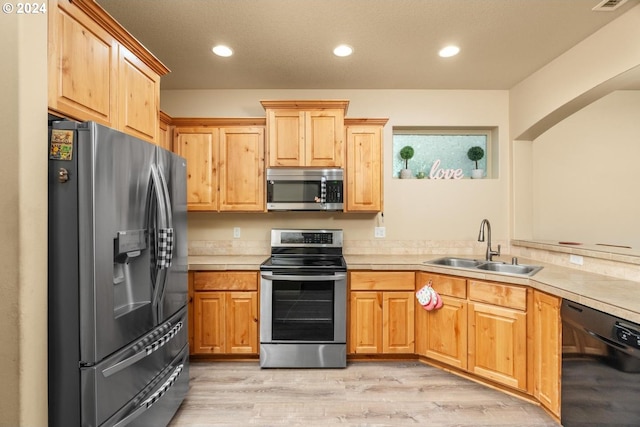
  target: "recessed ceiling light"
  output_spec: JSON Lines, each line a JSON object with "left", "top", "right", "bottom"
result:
{"left": 212, "top": 45, "right": 233, "bottom": 57}
{"left": 439, "top": 45, "right": 460, "bottom": 58}
{"left": 333, "top": 44, "right": 353, "bottom": 57}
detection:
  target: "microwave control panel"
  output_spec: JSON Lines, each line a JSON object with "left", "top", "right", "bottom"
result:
{"left": 325, "top": 181, "right": 343, "bottom": 203}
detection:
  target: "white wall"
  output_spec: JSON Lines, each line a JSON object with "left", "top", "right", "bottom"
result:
{"left": 532, "top": 90, "right": 640, "bottom": 248}
{"left": 162, "top": 90, "right": 511, "bottom": 252}
{"left": 0, "top": 12, "right": 48, "bottom": 427}
{"left": 510, "top": 4, "right": 640, "bottom": 244}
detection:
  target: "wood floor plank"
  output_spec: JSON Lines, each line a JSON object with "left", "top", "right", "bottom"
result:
{"left": 168, "top": 361, "right": 559, "bottom": 426}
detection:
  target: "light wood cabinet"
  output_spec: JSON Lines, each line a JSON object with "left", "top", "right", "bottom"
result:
{"left": 158, "top": 111, "right": 173, "bottom": 152}
{"left": 349, "top": 271, "right": 415, "bottom": 354}
{"left": 173, "top": 120, "right": 265, "bottom": 212}
{"left": 175, "top": 127, "right": 218, "bottom": 210}
{"left": 344, "top": 119, "right": 387, "bottom": 212}
{"left": 468, "top": 280, "right": 528, "bottom": 391}
{"left": 48, "top": 0, "right": 117, "bottom": 126}
{"left": 48, "top": 0, "right": 168, "bottom": 143}
{"left": 532, "top": 290, "right": 561, "bottom": 417}
{"left": 219, "top": 127, "right": 265, "bottom": 211}
{"left": 118, "top": 45, "right": 160, "bottom": 142}
{"left": 261, "top": 100, "right": 348, "bottom": 167}
{"left": 415, "top": 272, "right": 468, "bottom": 370}
{"left": 191, "top": 272, "right": 259, "bottom": 355}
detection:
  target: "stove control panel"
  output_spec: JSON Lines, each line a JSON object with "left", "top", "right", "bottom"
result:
{"left": 271, "top": 229, "right": 343, "bottom": 248}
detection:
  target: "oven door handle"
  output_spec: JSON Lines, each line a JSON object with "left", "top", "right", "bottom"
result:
{"left": 261, "top": 272, "right": 347, "bottom": 281}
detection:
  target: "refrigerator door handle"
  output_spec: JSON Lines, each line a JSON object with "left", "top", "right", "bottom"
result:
{"left": 155, "top": 169, "right": 174, "bottom": 269}
{"left": 149, "top": 165, "right": 169, "bottom": 323}
{"left": 157, "top": 166, "right": 173, "bottom": 229}
{"left": 111, "top": 363, "right": 185, "bottom": 427}
{"left": 149, "top": 165, "right": 168, "bottom": 230}
{"left": 101, "top": 321, "right": 184, "bottom": 378}
{"left": 154, "top": 167, "right": 174, "bottom": 323}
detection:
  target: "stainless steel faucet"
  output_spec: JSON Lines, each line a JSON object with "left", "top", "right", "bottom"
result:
{"left": 478, "top": 219, "right": 501, "bottom": 261}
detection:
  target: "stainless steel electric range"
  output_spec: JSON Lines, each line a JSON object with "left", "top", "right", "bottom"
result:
{"left": 259, "top": 229, "right": 347, "bottom": 368}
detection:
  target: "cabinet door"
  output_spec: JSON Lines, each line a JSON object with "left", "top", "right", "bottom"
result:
{"left": 305, "top": 110, "right": 344, "bottom": 167}
{"left": 174, "top": 128, "right": 219, "bottom": 211}
{"left": 423, "top": 296, "right": 468, "bottom": 369}
{"left": 48, "top": 0, "right": 117, "bottom": 126}
{"left": 382, "top": 292, "right": 415, "bottom": 353}
{"left": 267, "top": 109, "right": 304, "bottom": 166}
{"left": 533, "top": 291, "right": 561, "bottom": 417}
{"left": 349, "top": 291, "right": 382, "bottom": 354}
{"left": 118, "top": 45, "right": 160, "bottom": 143}
{"left": 193, "top": 292, "right": 225, "bottom": 354}
{"left": 346, "top": 125, "right": 382, "bottom": 212}
{"left": 415, "top": 272, "right": 468, "bottom": 367}
{"left": 469, "top": 302, "right": 527, "bottom": 391}
{"left": 219, "top": 127, "right": 265, "bottom": 211}
{"left": 225, "top": 292, "right": 258, "bottom": 354}
{"left": 158, "top": 112, "right": 172, "bottom": 152}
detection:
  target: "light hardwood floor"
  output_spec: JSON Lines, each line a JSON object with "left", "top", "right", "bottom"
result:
{"left": 168, "top": 361, "right": 560, "bottom": 426}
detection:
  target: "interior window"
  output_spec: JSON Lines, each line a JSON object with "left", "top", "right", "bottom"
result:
{"left": 392, "top": 128, "right": 496, "bottom": 179}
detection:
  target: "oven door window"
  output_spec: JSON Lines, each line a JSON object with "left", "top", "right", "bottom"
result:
{"left": 269, "top": 181, "right": 321, "bottom": 203}
{"left": 271, "top": 280, "right": 334, "bottom": 341}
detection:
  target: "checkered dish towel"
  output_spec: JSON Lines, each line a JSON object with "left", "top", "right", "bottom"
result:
{"left": 156, "top": 228, "right": 174, "bottom": 268}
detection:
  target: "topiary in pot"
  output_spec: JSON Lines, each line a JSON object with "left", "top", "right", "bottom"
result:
{"left": 399, "top": 146, "right": 415, "bottom": 179}
{"left": 467, "top": 146, "right": 485, "bottom": 179}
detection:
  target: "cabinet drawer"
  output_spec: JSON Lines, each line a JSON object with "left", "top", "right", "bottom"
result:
{"left": 417, "top": 272, "right": 466, "bottom": 299}
{"left": 193, "top": 271, "right": 258, "bottom": 291}
{"left": 468, "top": 280, "right": 527, "bottom": 311}
{"left": 350, "top": 271, "right": 415, "bottom": 291}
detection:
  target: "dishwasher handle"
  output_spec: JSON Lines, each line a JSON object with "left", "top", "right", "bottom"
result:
{"left": 585, "top": 328, "right": 629, "bottom": 351}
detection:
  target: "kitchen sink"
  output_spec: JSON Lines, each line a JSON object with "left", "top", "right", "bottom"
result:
{"left": 424, "top": 257, "right": 543, "bottom": 277}
{"left": 427, "top": 257, "right": 484, "bottom": 268}
{"left": 475, "top": 262, "right": 543, "bottom": 276}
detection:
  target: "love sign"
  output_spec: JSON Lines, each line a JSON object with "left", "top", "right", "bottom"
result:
{"left": 429, "top": 159, "right": 464, "bottom": 180}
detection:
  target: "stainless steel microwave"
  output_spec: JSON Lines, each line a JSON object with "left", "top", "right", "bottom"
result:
{"left": 266, "top": 168, "right": 344, "bottom": 211}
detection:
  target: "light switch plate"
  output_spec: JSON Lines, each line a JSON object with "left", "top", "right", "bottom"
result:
{"left": 569, "top": 254, "right": 583, "bottom": 265}
{"left": 374, "top": 227, "right": 386, "bottom": 238}
{"left": 233, "top": 227, "right": 241, "bottom": 238}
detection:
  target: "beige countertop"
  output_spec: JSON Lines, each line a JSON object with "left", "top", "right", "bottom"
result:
{"left": 189, "top": 253, "right": 640, "bottom": 324}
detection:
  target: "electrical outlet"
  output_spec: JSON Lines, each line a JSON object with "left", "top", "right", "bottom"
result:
{"left": 569, "top": 254, "right": 583, "bottom": 265}
{"left": 233, "top": 227, "right": 241, "bottom": 238}
{"left": 374, "top": 226, "right": 386, "bottom": 238}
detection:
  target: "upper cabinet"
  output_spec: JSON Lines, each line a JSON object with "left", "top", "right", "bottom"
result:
{"left": 173, "top": 119, "right": 266, "bottom": 212}
{"left": 158, "top": 111, "right": 173, "bottom": 152}
{"left": 345, "top": 119, "right": 387, "bottom": 212}
{"left": 261, "top": 100, "right": 349, "bottom": 167}
{"left": 48, "top": 0, "right": 169, "bottom": 144}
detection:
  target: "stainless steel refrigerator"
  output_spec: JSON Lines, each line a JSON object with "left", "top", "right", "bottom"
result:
{"left": 48, "top": 121, "right": 189, "bottom": 427}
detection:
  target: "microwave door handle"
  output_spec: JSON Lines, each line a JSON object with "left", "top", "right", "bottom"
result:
{"left": 260, "top": 273, "right": 347, "bottom": 281}
{"left": 320, "top": 176, "right": 327, "bottom": 205}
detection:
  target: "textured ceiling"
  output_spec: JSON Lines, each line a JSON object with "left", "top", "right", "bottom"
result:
{"left": 97, "top": 0, "right": 640, "bottom": 90}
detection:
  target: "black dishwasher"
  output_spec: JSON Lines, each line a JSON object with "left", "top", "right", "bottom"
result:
{"left": 561, "top": 300, "right": 640, "bottom": 426}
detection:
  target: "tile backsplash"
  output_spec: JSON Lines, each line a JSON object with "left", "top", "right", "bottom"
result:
{"left": 189, "top": 237, "right": 640, "bottom": 283}
{"left": 188, "top": 238, "right": 507, "bottom": 257}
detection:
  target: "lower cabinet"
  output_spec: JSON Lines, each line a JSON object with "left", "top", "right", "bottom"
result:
{"left": 532, "top": 290, "right": 562, "bottom": 417}
{"left": 349, "top": 271, "right": 415, "bottom": 354}
{"left": 191, "top": 271, "right": 259, "bottom": 355}
{"left": 416, "top": 273, "right": 529, "bottom": 393}
{"left": 468, "top": 280, "right": 528, "bottom": 391}
{"left": 415, "top": 272, "right": 468, "bottom": 370}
